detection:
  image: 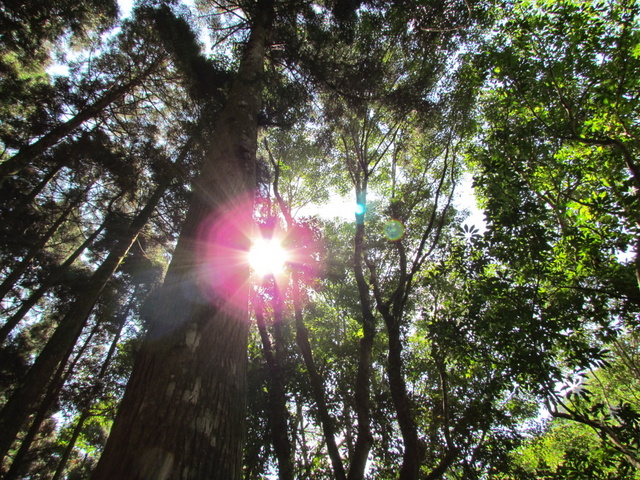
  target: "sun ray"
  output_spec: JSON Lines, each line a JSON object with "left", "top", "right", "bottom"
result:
{"left": 248, "top": 237, "right": 288, "bottom": 277}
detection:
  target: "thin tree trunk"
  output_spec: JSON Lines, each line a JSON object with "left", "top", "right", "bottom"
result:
{"left": 0, "top": 187, "right": 89, "bottom": 304}
{"left": 52, "top": 410, "right": 90, "bottom": 480}
{"left": 2, "top": 359, "right": 69, "bottom": 480}
{"left": 0, "top": 220, "right": 106, "bottom": 345}
{"left": 348, "top": 196, "right": 376, "bottom": 480}
{"left": 297, "top": 399, "right": 312, "bottom": 480}
{"left": 2, "top": 319, "right": 101, "bottom": 480}
{"left": 0, "top": 168, "right": 175, "bottom": 463}
{"left": 52, "top": 290, "right": 137, "bottom": 480}
{"left": 93, "top": 3, "right": 274, "bottom": 479}
{"left": 9, "top": 163, "right": 63, "bottom": 217}
{"left": 268, "top": 142, "right": 347, "bottom": 480}
{"left": 384, "top": 315, "right": 423, "bottom": 480}
{"left": 254, "top": 292, "right": 294, "bottom": 480}
{"left": 0, "top": 189, "right": 123, "bottom": 344}
{"left": 0, "top": 60, "right": 162, "bottom": 184}
{"left": 291, "top": 270, "right": 347, "bottom": 480}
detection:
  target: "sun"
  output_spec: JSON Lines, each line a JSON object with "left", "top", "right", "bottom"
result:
{"left": 248, "top": 237, "right": 289, "bottom": 277}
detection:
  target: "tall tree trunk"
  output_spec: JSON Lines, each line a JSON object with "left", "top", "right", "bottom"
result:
{"left": 254, "top": 291, "right": 294, "bottom": 480}
{"left": 2, "top": 319, "right": 102, "bottom": 480}
{"left": 0, "top": 60, "right": 161, "bottom": 184}
{"left": 0, "top": 170, "right": 174, "bottom": 463}
{"left": 348, "top": 195, "right": 376, "bottom": 480}
{"left": 296, "top": 399, "right": 312, "bottom": 480}
{"left": 291, "top": 271, "right": 347, "bottom": 480}
{"left": 52, "top": 290, "right": 136, "bottom": 480}
{"left": 93, "top": 3, "right": 274, "bottom": 479}
{"left": 2, "top": 359, "right": 68, "bottom": 480}
{"left": 384, "top": 315, "right": 423, "bottom": 480}
{"left": 269, "top": 145, "right": 347, "bottom": 480}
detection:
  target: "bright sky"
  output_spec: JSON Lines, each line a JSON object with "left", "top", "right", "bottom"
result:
{"left": 118, "top": 0, "right": 134, "bottom": 18}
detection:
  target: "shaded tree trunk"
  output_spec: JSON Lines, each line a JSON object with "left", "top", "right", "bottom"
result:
{"left": 254, "top": 291, "right": 294, "bottom": 480}
{"left": 93, "top": 3, "right": 274, "bottom": 479}
{"left": 52, "top": 291, "right": 136, "bottom": 480}
{"left": 5, "top": 163, "right": 63, "bottom": 220}
{"left": 384, "top": 316, "right": 423, "bottom": 480}
{"left": 268, "top": 144, "right": 347, "bottom": 480}
{"left": 348, "top": 192, "right": 376, "bottom": 480}
{"left": 291, "top": 271, "right": 347, "bottom": 480}
{"left": 2, "top": 318, "right": 102, "bottom": 480}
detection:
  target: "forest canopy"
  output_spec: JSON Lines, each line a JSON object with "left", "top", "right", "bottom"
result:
{"left": 1, "top": 0, "right": 640, "bottom": 479}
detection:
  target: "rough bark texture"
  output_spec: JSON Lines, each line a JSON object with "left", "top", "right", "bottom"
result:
{"left": 92, "top": 3, "right": 273, "bottom": 479}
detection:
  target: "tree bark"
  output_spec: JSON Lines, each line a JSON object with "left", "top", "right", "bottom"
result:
{"left": 2, "top": 318, "right": 101, "bottom": 480}
{"left": 384, "top": 316, "right": 423, "bottom": 480}
{"left": 269, "top": 143, "right": 347, "bottom": 480}
{"left": 348, "top": 192, "right": 376, "bottom": 480}
{"left": 291, "top": 271, "right": 347, "bottom": 480}
{"left": 52, "top": 291, "right": 136, "bottom": 480}
{"left": 92, "top": 3, "right": 274, "bottom": 479}
{"left": 2, "top": 361, "right": 68, "bottom": 480}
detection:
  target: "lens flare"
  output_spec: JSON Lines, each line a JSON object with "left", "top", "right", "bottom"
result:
{"left": 196, "top": 195, "right": 254, "bottom": 311}
{"left": 248, "top": 238, "right": 288, "bottom": 277}
{"left": 384, "top": 219, "right": 404, "bottom": 241}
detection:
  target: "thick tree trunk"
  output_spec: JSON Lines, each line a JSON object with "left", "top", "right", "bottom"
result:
{"left": 93, "top": 3, "right": 274, "bottom": 479}
{"left": 0, "top": 174, "right": 172, "bottom": 463}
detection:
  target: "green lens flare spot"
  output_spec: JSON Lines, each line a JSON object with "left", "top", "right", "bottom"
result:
{"left": 384, "top": 219, "right": 404, "bottom": 241}
{"left": 355, "top": 203, "right": 366, "bottom": 215}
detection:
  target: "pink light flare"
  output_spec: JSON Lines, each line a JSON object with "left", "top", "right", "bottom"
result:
{"left": 193, "top": 195, "right": 325, "bottom": 313}
{"left": 195, "top": 195, "right": 255, "bottom": 313}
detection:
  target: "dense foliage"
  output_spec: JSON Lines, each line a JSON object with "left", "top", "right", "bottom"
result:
{"left": 0, "top": 0, "right": 639, "bottom": 478}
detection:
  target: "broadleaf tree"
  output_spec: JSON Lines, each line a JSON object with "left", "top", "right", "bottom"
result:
{"left": 1, "top": 0, "right": 640, "bottom": 479}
